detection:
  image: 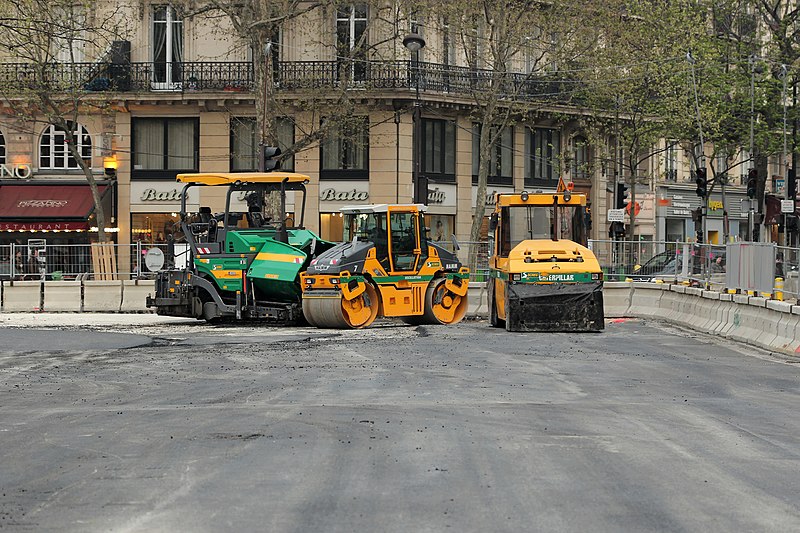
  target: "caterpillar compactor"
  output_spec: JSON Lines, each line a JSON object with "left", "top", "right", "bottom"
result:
{"left": 146, "top": 172, "right": 335, "bottom": 323}
{"left": 300, "top": 204, "right": 470, "bottom": 328}
{"left": 487, "top": 183, "right": 604, "bottom": 332}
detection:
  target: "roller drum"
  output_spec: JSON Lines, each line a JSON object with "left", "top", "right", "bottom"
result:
{"left": 402, "top": 278, "right": 468, "bottom": 326}
{"left": 302, "top": 284, "right": 379, "bottom": 329}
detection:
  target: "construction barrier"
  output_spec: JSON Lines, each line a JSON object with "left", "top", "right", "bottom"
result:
{"left": 2, "top": 278, "right": 800, "bottom": 356}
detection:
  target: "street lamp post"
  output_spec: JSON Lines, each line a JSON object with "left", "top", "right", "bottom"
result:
{"left": 781, "top": 64, "right": 789, "bottom": 246}
{"left": 403, "top": 32, "right": 426, "bottom": 205}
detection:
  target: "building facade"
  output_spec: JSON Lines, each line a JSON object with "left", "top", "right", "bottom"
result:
{"left": 0, "top": 0, "right": 778, "bottom": 276}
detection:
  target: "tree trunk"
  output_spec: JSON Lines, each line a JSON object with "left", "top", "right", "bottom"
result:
{"left": 68, "top": 136, "right": 107, "bottom": 243}
{"left": 469, "top": 119, "right": 494, "bottom": 274}
{"left": 254, "top": 34, "right": 282, "bottom": 223}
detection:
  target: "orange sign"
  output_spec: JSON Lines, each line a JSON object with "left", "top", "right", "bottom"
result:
{"left": 625, "top": 201, "right": 641, "bottom": 216}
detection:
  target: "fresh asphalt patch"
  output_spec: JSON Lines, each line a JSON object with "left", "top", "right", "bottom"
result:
{"left": 171, "top": 333, "right": 338, "bottom": 346}
{"left": 0, "top": 328, "right": 152, "bottom": 353}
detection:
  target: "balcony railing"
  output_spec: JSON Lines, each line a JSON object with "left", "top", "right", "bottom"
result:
{"left": 0, "top": 60, "right": 580, "bottom": 104}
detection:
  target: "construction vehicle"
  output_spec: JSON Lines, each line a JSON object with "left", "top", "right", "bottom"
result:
{"left": 486, "top": 183, "right": 604, "bottom": 332}
{"left": 146, "top": 172, "right": 335, "bottom": 323}
{"left": 300, "top": 204, "right": 470, "bottom": 328}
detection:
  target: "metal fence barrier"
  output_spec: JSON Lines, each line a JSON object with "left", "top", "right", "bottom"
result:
{"left": 1, "top": 239, "right": 793, "bottom": 302}
{"left": 0, "top": 242, "right": 190, "bottom": 281}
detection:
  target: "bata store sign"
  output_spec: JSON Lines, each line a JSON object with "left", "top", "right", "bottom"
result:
{"left": 318, "top": 182, "right": 369, "bottom": 209}
{"left": 320, "top": 187, "right": 368, "bottom": 202}
{"left": 130, "top": 182, "right": 199, "bottom": 212}
{"left": 471, "top": 185, "right": 515, "bottom": 207}
{"left": 425, "top": 184, "right": 457, "bottom": 214}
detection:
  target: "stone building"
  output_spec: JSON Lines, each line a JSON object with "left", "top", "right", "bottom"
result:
{"left": 0, "top": 1, "right": 768, "bottom": 277}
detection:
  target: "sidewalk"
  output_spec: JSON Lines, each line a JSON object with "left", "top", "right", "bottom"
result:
{"left": 0, "top": 312, "right": 196, "bottom": 328}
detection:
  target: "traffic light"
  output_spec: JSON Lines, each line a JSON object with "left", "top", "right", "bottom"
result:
{"left": 692, "top": 207, "right": 703, "bottom": 243}
{"left": 615, "top": 183, "right": 629, "bottom": 209}
{"left": 608, "top": 221, "right": 625, "bottom": 238}
{"left": 746, "top": 168, "right": 757, "bottom": 199}
{"left": 584, "top": 207, "right": 592, "bottom": 231}
{"left": 788, "top": 167, "right": 796, "bottom": 199}
{"left": 787, "top": 214, "right": 799, "bottom": 232}
{"left": 695, "top": 167, "right": 707, "bottom": 197}
{"left": 262, "top": 146, "right": 281, "bottom": 171}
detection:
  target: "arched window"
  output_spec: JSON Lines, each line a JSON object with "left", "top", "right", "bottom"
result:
{"left": 0, "top": 130, "right": 6, "bottom": 165}
{"left": 40, "top": 123, "right": 92, "bottom": 169}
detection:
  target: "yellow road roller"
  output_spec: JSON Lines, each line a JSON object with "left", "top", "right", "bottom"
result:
{"left": 487, "top": 184, "right": 604, "bottom": 332}
{"left": 300, "top": 204, "right": 470, "bottom": 329}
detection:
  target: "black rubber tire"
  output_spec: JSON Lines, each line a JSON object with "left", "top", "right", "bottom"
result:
{"left": 488, "top": 279, "right": 504, "bottom": 328}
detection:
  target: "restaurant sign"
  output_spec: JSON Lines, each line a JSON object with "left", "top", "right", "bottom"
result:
{"left": 1, "top": 222, "right": 87, "bottom": 231}
{"left": 17, "top": 200, "right": 69, "bottom": 208}
{"left": 0, "top": 164, "right": 33, "bottom": 179}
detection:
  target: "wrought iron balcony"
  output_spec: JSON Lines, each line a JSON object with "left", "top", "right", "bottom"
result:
{"left": 0, "top": 60, "right": 580, "bottom": 104}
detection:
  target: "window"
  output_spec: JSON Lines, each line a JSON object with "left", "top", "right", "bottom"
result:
{"left": 740, "top": 149, "right": 751, "bottom": 185}
{"left": 53, "top": 5, "right": 86, "bottom": 63}
{"left": 525, "top": 127, "right": 560, "bottom": 184}
{"left": 131, "top": 213, "right": 180, "bottom": 244}
{"left": 422, "top": 119, "right": 455, "bottom": 182}
{"left": 390, "top": 211, "right": 423, "bottom": 271}
{"left": 153, "top": 5, "right": 183, "bottom": 88}
{"left": 715, "top": 150, "right": 728, "bottom": 181}
{"left": 571, "top": 136, "right": 589, "bottom": 180}
{"left": 472, "top": 124, "right": 513, "bottom": 185}
{"left": 132, "top": 117, "right": 198, "bottom": 178}
{"left": 39, "top": 123, "right": 92, "bottom": 169}
{"left": 426, "top": 214, "right": 454, "bottom": 243}
{"left": 441, "top": 17, "right": 455, "bottom": 66}
{"left": 248, "top": 28, "right": 280, "bottom": 78}
{"left": 320, "top": 117, "right": 369, "bottom": 178}
{"left": 337, "top": 4, "right": 367, "bottom": 81}
{"left": 230, "top": 117, "right": 295, "bottom": 172}
{"left": 665, "top": 141, "right": 678, "bottom": 181}
{"left": 0, "top": 130, "right": 5, "bottom": 165}
{"left": 466, "top": 19, "right": 482, "bottom": 69}
{"left": 691, "top": 143, "right": 702, "bottom": 170}
{"left": 524, "top": 28, "right": 543, "bottom": 73}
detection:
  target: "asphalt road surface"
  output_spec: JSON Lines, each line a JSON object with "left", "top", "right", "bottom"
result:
{"left": 1, "top": 315, "right": 799, "bottom": 532}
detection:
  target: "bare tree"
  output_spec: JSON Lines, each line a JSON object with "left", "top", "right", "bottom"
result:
{"left": 0, "top": 0, "right": 130, "bottom": 242}
{"left": 181, "top": 0, "right": 414, "bottom": 220}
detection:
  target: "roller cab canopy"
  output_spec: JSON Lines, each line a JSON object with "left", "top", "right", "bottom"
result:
{"left": 176, "top": 172, "right": 311, "bottom": 187}
{"left": 494, "top": 191, "right": 586, "bottom": 208}
{"left": 339, "top": 204, "right": 427, "bottom": 214}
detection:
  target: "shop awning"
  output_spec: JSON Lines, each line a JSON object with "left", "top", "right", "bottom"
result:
{"left": 0, "top": 183, "right": 109, "bottom": 231}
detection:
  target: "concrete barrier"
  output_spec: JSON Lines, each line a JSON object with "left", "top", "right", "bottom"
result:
{"left": 2, "top": 280, "right": 42, "bottom": 312}
{"left": 121, "top": 280, "right": 155, "bottom": 312}
{"left": 603, "top": 282, "right": 631, "bottom": 318}
{"left": 44, "top": 281, "right": 82, "bottom": 312}
{"left": 630, "top": 282, "right": 800, "bottom": 356}
{"left": 3, "top": 278, "right": 799, "bottom": 356}
{"left": 83, "top": 281, "right": 122, "bottom": 312}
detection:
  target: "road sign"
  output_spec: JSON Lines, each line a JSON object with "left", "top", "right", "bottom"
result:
{"left": 625, "top": 201, "right": 641, "bottom": 216}
{"left": 607, "top": 208, "right": 625, "bottom": 222}
{"left": 145, "top": 247, "right": 165, "bottom": 272}
{"left": 781, "top": 199, "right": 795, "bottom": 213}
